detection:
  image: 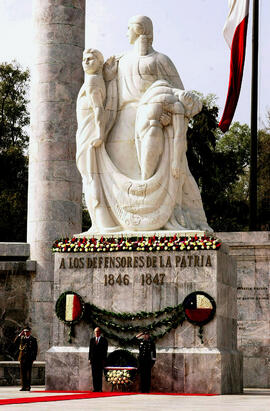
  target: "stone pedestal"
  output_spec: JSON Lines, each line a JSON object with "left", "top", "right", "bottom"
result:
{"left": 46, "top": 241, "right": 242, "bottom": 393}
{"left": 218, "top": 232, "right": 270, "bottom": 388}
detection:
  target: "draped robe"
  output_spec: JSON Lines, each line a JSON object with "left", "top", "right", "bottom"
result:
{"left": 76, "top": 48, "right": 212, "bottom": 232}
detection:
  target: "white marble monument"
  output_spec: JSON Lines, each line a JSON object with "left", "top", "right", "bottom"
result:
{"left": 76, "top": 15, "right": 212, "bottom": 234}
{"left": 45, "top": 15, "right": 242, "bottom": 394}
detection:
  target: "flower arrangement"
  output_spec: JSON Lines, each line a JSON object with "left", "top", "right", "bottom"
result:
{"left": 106, "top": 369, "right": 132, "bottom": 386}
{"left": 52, "top": 234, "right": 221, "bottom": 253}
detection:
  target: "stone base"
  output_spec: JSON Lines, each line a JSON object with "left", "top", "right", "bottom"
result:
{"left": 46, "top": 347, "right": 242, "bottom": 394}
{"left": 74, "top": 230, "right": 211, "bottom": 239}
{"left": 47, "top": 243, "right": 242, "bottom": 393}
{"left": 154, "top": 348, "right": 243, "bottom": 394}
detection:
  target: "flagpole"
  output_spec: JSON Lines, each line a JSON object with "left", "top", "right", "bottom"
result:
{"left": 249, "top": 0, "right": 259, "bottom": 231}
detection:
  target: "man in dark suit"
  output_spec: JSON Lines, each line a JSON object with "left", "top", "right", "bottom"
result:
{"left": 88, "top": 327, "right": 108, "bottom": 392}
{"left": 14, "top": 326, "right": 38, "bottom": 391}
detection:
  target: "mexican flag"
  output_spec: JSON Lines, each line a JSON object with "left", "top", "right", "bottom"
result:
{"left": 219, "top": 0, "right": 250, "bottom": 132}
{"left": 65, "top": 294, "right": 82, "bottom": 321}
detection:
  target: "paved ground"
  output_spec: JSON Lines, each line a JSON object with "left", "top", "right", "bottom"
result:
{"left": 1, "top": 387, "right": 270, "bottom": 410}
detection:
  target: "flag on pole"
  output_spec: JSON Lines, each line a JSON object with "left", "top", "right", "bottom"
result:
{"left": 219, "top": 0, "right": 250, "bottom": 132}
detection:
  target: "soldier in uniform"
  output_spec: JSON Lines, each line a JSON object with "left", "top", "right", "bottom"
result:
{"left": 14, "top": 326, "right": 38, "bottom": 391}
{"left": 88, "top": 327, "right": 108, "bottom": 392}
{"left": 136, "top": 331, "right": 156, "bottom": 393}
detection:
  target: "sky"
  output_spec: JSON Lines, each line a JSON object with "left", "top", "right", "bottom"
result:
{"left": 0, "top": 0, "right": 269, "bottom": 128}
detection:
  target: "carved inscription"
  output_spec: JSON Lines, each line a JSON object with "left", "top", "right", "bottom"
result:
{"left": 58, "top": 254, "right": 213, "bottom": 288}
{"left": 103, "top": 273, "right": 166, "bottom": 286}
{"left": 59, "top": 255, "right": 212, "bottom": 270}
{"left": 237, "top": 286, "right": 269, "bottom": 300}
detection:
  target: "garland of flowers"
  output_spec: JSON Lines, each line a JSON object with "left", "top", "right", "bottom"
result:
{"left": 52, "top": 234, "right": 221, "bottom": 253}
{"left": 88, "top": 301, "right": 179, "bottom": 320}
{"left": 82, "top": 302, "right": 185, "bottom": 347}
{"left": 55, "top": 291, "right": 216, "bottom": 345}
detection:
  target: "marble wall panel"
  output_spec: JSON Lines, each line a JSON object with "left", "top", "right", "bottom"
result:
{"left": 221, "top": 350, "right": 243, "bottom": 394}
{"left": 0, "top": 243, "right": 30, "bottom": 258}
{"left": 217, "top": 317, "right": 237, "bottom": 350}
{"left": 32, "top": 281, "right": 53, "bottom": 302}
{"left": 218, "top": 232, "right": 269, "bottom": 244}
{"left": 217, "top": 249, "right": 236, "bottom": 287}
{"left": 78, "top": 353, "right": 91, "bottom": 391}
{"left": 46, "top": 348, "right": 241, "bottom": 393}
{"left": 151, "top": 352, "right": 184, "bottom": 392}
{"left": 238, "top": 321, "right": 270, "bottom": 351}
{"left": 217, "top": 232, "right": 270, "bottom": 388}
{"left": 47, "top": 248, "right": 241, "bottom": 392}
{"left": 53, "top": 249, "right": 235, "bottom": 352}
{"left": 184, "top": 352, "right": 222, "bottom": 393}
{"left": 243, "top": 357, "right": 269, "bottom": 388}
{"left": 46, "top": 350, "right": 80, "bottom": 390}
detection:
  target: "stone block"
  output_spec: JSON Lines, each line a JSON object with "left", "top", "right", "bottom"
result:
{"left": 0, "top": 243, "right": 30, "bottom": 259}
{"left": 46, "top": 348, "right": 242, "bottom": 394}
{"left": 34, "top": 323, "right": 53, "bottom": 360}
{"left": 47, "top": 247, "right": 242, "bottom": 393}
{"left": 152, "top": 351, "right": 184, "bottom": 392}
{"left": 243, "top": 357, "right": 269, "bottom": 388}
{"left": 217, "top": 231, "right": 270, "bottom": 245}
{"left": 26, "top": 260, "right": 36, "bottom": 272}
{"left": 32, "top": 281, "right": 53, "bottom": 302}
{"left": 36, "top": 3, "right": 85, "bottom": 27}
{"left": 30, "top": 301, "right": 54, "bottom": 324}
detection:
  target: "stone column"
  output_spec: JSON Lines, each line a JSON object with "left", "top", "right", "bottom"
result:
{"left": 27, "top": 0, "right": 85, "bottom": 358}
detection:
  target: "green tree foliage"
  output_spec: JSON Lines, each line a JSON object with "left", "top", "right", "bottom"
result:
{"left": 0, "top": 62, "right": 29, "bottom": 150}
{"left": 187, "top": 96, "right": 251, "bottom": 231}
{"left": 82, "top": 207, "right": 92, "bottom": 233}
{"left": 257, "top": 125, "right": 270, "bottom": 230}
{"left": 0, "top": 62, "right": 29, "bottom": 241}
{"left": 187, "top": 94, "right": 270, "bottom": 231}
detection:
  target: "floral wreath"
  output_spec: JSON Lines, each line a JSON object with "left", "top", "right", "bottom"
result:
{"left": 55, "top": 291, "right": 216, "bottom": 344}
{"left": 55, "top": 291, "right": 85, "bottom": 342}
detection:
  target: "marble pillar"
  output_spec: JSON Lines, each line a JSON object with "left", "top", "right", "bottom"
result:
{"left": 28, "top": 0, "right": 85, "bottom": 358}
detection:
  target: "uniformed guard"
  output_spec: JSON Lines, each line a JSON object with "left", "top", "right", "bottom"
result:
{"left": 136, "top": 331, "right": 156, "bottom": 393}
{"left": 14, "top": 326, "right": 38, "bottom": 391}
